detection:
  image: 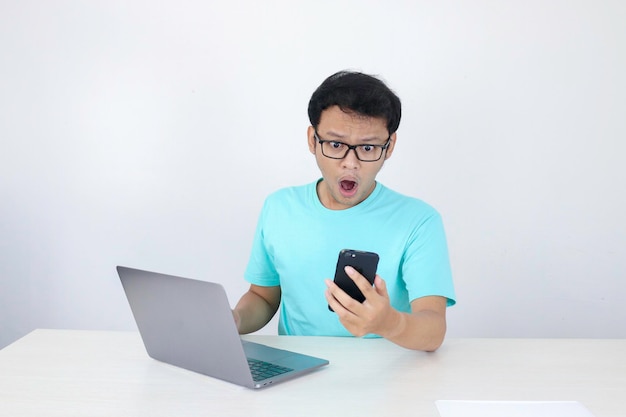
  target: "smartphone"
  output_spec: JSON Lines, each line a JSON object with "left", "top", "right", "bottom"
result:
{"left": 329, "top": 249, "right": 379, "bottom": 311}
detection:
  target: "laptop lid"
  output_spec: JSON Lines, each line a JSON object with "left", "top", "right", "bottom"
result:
{"left": 117, "top": 266, "right": 328, "bottom": 388}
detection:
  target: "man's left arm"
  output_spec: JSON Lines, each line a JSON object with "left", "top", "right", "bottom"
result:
{"left": 325, "top": 266, "right": 448, "bottom": 351}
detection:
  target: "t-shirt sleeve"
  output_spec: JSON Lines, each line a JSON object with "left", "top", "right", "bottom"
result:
{"left": 243, "top": 198, "right": 280, "bottom": 287}
{"left": 403, "top": 211, "right": 456, "bottom": 306}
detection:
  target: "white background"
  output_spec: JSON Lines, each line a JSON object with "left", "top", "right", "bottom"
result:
{"left": 1, "top": 0, "right": 624, "bottom": 348}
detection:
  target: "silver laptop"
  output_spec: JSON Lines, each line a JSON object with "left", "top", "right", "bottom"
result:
{"left": 117, "top": 266, "right": 329, "bottom": 389}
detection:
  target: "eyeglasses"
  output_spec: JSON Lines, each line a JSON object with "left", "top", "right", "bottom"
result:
{"left": 314, "top": 131, "right": 391, "bottom": 162}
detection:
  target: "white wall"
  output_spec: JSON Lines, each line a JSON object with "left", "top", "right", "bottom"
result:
{"left": 1, "top": 0, "right": 624, "bottom": 348}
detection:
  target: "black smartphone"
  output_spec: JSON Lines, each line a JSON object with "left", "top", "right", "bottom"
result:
{"left": 329, "top": 249, "right": 379, "bottom": 311}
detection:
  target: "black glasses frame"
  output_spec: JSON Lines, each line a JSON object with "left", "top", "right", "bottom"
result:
{"left": 314, "top": 131, "right": 391, "bottom": 162}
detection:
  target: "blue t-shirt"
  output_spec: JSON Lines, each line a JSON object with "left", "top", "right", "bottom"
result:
{"left": 244, "top": 180, "right": 456, "bottom": 337}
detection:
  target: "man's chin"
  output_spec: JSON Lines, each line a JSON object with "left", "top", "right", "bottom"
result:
{"left": 332, "top": 190, "right": 364, "bottom": 209}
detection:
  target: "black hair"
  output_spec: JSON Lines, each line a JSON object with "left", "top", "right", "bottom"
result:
{"left": 307, "top": 71, "right": 402, "bottom": 134}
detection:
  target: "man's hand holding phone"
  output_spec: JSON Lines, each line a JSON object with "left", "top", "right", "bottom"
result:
{"left": 328, "top": 249, "right": 378, "bottom": 311}
{"left": 325, "top": 250, "right": 402, "bottom": 338}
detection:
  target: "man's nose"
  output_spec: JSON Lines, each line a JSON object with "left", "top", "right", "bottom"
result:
{"left": 341, "top": 148, "right": 361, "bottom": 168}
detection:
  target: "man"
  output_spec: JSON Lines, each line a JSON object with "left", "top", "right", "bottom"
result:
{"left": 233, "top": 71, "right": 455, "bottom": 351}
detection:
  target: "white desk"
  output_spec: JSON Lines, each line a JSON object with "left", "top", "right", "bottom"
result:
{"left": 0, "top": 330, "right": 624, "bottom": 417}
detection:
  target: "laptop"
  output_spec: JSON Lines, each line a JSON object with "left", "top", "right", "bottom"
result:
{"left": 117, "top": 266, "right": 329, "bottom": 389}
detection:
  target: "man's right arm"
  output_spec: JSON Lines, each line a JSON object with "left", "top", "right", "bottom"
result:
{"left": 232, "top": 284, "right": 281, "bottom": 334}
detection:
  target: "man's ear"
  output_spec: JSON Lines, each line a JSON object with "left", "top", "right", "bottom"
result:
{"left": 384, "top": 132, "right": 397, "bottom": 160}
{"left": 307, "top": 126, "right": 317, "bottom": 155}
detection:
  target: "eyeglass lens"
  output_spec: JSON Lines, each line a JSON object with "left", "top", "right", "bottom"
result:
{"left": 321, "top": 141, "right": 384, "bottom": 161}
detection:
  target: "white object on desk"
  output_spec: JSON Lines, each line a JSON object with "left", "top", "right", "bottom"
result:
{"left": 436, "top": 400, "right": 596, "bottom": 417}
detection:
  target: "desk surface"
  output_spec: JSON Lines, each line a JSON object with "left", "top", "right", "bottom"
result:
{"left": 0, "top": 330, "right": 624, "bottom": 417}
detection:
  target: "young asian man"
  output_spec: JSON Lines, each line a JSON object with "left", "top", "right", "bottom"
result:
{"left": 233, "top": 71, "right": 456, "bottom": 352}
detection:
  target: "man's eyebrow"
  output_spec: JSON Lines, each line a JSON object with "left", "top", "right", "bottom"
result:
{"left": 322, "top": 130, "right": 347, "bottom": 139}
{"left": 358, "top": 136, "right": 385, "bottom": 143}
{"left": 323, "top": 131, "right": 386, "bottom": 142}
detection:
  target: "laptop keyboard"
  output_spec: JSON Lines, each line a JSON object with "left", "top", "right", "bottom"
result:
{"left": 247, "top": 358, "right": 293, "bottom": 382}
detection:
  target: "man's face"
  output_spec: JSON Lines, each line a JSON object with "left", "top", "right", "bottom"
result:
{"left": 308, "top": 105, "right": 396, "bottom": 210}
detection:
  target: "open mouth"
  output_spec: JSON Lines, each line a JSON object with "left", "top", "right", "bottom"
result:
{"left": 339, "top": 180, "right": 358, "bottom": 196}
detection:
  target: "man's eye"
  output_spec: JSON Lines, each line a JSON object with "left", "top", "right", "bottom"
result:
{"left": 330, "top": 141, "right": 344, "bottom": 149}
{"left": 360, "top": 145, "right": 374, "bottom": 152}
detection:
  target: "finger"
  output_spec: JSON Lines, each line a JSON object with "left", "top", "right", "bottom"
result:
{"left": 325, "top": 289, "right": 340, "bottom": 312}
{"left": 325, "top": 279, "right": 359, "bottom": 315}
{"left": 324, "top": 279, "right": 346, "bottom": 311}
{"left": 373, "top": 275, "right": 388, "bottom": 297}
{"left": 345, "top": 266, "right": 376, "bottom": 297}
